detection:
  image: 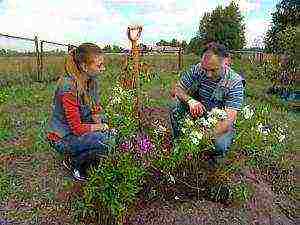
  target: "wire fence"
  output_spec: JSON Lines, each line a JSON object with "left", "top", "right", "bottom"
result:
{"left": 0, "top": 32, "right": 281, "bottom": 87}
{"left": 0, "top": 33, "right": 186, "bottom": 87}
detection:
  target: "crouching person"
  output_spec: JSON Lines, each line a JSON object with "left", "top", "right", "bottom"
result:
{"left": 170, "top": 42, "right": 244, "bottom": 160}
{"left": 45, "top": 43, "right": 116, "bottom": 181}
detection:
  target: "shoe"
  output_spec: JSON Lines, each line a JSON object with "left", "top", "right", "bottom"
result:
{"left": 72, "top": 169, "right": 87, "bottom": 182}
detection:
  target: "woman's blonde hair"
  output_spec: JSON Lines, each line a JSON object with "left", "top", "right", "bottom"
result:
{"left": 58, "top": 43, "right": 103, "bottom": 108}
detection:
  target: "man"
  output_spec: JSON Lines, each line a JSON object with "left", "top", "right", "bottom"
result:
{"left": 170, "top": 42, "right": 244, "bottom": 157}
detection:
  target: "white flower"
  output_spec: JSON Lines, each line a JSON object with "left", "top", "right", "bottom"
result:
{"left": 207, "top": 117, "right": 218, "bottom": 127}
{"left": 169, "top": 174, "right": 175, "bottom": 184}
{"left": 218, "top": 111, "right": 228, "bottom": 120}
{"left": 112, "top": 96, "right": 122, "bottom": 104}
{"left": 257, "top": 123, "right": 263, "bottom": 132}
{"left": 257, "top": 122, "right": 271, "bottom": 135}
{"left": 185, "top": 118, "right": 194, "bottom": 127}
{"left": 279, "top": 134, "right": 286, "bottom": 143}
{"left": 199, "top": 117, "right": 210, "bottom": 127}
{"left": 242, "top": 105, "right": 254, "bottom": 120}
{"left": 211, "top": 108, "right": 228, "bottom": 120}
{"left": 190, "top": 130, "right": 203, "bottom": 145}
{"left": 158, "top": 125, "right": 167, "bottom": 133}
{"left": 191, "top": 137, "right": 199, "bottom": 145}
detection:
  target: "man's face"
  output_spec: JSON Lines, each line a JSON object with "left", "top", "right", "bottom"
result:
{"left": 87, "top": 54, "right": 105, "bottom": 77}
{"left": 200, "top": 52, "right": 222, "bottom": 80}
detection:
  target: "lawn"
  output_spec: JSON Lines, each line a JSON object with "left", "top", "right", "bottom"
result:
{"left": 0, "top": 54, "right": 297, "bottom": 225}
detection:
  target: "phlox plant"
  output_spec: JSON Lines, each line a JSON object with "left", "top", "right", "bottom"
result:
{"left": 154, "top": 108, "right": 228, "bottom": 171}
{"left": 85, "top": 152, "right": 147, "bottom": 223}
{"left": 105, "top": 84, "right": 138, "bottom": 139}
{"left": 233, "top": 103, "right": 291, "bottom": 167}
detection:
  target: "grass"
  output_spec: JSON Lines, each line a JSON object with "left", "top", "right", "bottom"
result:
{"left": 0, "top": 54, "right": 297, "bottom": 224}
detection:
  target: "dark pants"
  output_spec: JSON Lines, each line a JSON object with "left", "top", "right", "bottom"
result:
{"left": 48, "top": 130, "right": 116, "bottom": 171}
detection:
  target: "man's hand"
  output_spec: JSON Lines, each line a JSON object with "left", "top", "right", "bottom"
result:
{"left": 188, "top": 98, "right": 206, "bottom": 118}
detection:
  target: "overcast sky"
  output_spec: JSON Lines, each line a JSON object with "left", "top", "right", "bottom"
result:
{"left": 0, "top": 0, "right": 279, "bottom": 51}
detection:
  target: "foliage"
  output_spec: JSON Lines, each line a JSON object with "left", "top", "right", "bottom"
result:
{"left": 233, "top": 104, "right": 292, "bottom": 167}
{"left": 230, "top": 181, "right": 254, "bottom": 204}
{"left": 154, "top": 108, "right": 228, "bottom": 171}
{"left": 85, "top": 153, "right": 147, "bottom": 222}
{"left": 197, "top": 2, "right": 246, "bottom": 50}
{"left": 264, "top": 0, "right": 299, "bottom": 56}
{"left": 186, "top": 35, "right": 204, "bottom": 55}
{"left": 105, "top": 84, "right": 138, "bottom": 139}
{"left": 0, "top": 168, "right": 22, "bottom": 203}
{"left": 156, "top": 39, "right": 181, "bottom": 47}
{"left": 0, "top": 89, "right": 9, "bottom": 104}
{"left": 0, "top": 127, "right": 13, "bottom": 142}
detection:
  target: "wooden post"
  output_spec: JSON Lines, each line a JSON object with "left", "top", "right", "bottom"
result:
{"left": 131, "top": 39, "right": 139, "bottom": 89}
{"left": 127, "top": 25, "right": 143, "bottom": 119}
{"left": 40, "top": 41, "right": 44, "bottom": 82}
{"left": 178, "top": 45, "right": 183, "bottom": 71}
{"left": 34, "top": 36, "right": 40, "bottom": 82}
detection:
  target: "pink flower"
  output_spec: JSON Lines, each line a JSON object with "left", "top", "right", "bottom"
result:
{"left": 120, "top": 140, "right": 133, "bottom": 152}
{"left": 136, "top": 134, "right": 154, "bottom": 154}
{"left": 186, "top": 153, "right": 193, "bottom": 161}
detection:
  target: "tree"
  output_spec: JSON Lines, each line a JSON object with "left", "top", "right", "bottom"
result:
{"left": 181, "top": 40, "right": 188, "bottom": 50}
{"left": 156, "top": 39, "right": 169, "bottom": 46}
{"left": 112, "top": 45, "right": 122, "bottom": 53}
{"left": 186, "top": 35, "right": 203, "bottom": 55}
{"left": 193, "top": 2, "right": 245, "bottom": 51}
{"left": 103, "top": 45, "right": 112, "bottom": 53}
{"left": 170, "top": 38, "right": 180, "bottom": 47}
{"left": 264, "top": 0, "right": 299, "bottom": 55}
{"left": 0, "top": 49, "right": 6, "bottom": 56}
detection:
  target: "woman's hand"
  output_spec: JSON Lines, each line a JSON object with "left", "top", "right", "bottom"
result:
{"left": 91, "top": 122, "right": 109, "bottom": 132}
{"left": 92, "top": 114, "right": 101, "bottom": 124}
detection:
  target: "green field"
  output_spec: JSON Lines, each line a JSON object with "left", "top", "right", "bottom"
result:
{"left": 0, "top": 54, "right": 297, "bottom": 224}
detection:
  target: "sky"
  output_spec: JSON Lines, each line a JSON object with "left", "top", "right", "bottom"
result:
{"left": 0, "top": 0, "right": 280, "bottom": 51}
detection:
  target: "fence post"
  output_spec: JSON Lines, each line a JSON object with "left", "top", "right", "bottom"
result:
{"left": 178, "top": 45, "right": 183, "bottom": 71}
{"left": 34, "top": 36, "right": 40, "bottom": 82}
{"left": 40, "top": 41, "right": 44, "bottom": 82}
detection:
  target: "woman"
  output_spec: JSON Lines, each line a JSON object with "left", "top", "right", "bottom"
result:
{"left": 46, "top": 43, "right": 115, "bottom": 181}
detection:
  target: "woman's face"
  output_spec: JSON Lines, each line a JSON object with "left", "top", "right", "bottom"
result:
{"left": 85, "top": 54, "right": 105, "bottom": 77}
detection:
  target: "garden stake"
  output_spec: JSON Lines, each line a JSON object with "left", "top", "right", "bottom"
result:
{"left": 127, "top": 25, "right": 143, "bottom": 121}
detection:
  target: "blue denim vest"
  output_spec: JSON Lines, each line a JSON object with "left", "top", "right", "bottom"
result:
{"left": 46, "top": 75, "right": 100, "bottom": 139}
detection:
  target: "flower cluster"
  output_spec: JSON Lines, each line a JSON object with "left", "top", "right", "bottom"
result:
{"left": 109, "top": 84, "right": 134, "bottom": 106}
{"left": 241, "top": 105, "right": 254, "bottom": 120}
{"left": 136, "top": 133, "right": 155, "bottom": 155}
{"left": 119, "top": 133, "right": 155, "bottom": 156}
{"left": 179, "top": 108, "right": 228, "bottom": 147}
{"left": 197, "top": 108, "right": 228, "bottom": 128}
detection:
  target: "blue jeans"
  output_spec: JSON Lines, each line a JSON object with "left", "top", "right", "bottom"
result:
{"left": 169, "top": 100, "right": 235, "bottom": 156}
{"left": 48, "top": 130, "right": 116, "bottom": 170}
{"left": 214, "top": 129, "right": 235, "bottom": 156}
